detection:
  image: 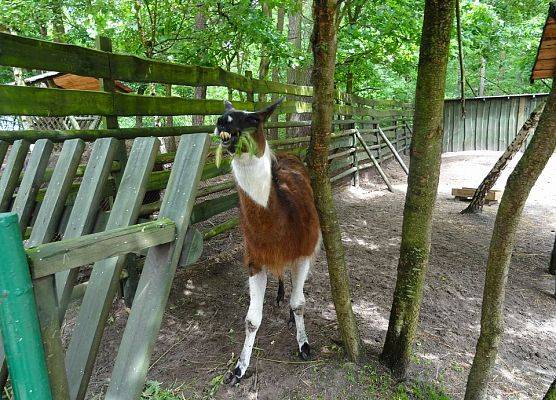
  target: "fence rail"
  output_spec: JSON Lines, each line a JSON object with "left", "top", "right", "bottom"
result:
{"left": 0, "top": 32, "right": 413, "bottom": 400}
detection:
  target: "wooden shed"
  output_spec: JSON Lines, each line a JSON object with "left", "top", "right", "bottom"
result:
{"left": 530, "top": 2, "right": 556, "bottom": 82}
{"left": 17, "top": 71, "right": 132, "bottom": 93}
{"left": 9, "top": 72, "right": 132, "bottom": 131}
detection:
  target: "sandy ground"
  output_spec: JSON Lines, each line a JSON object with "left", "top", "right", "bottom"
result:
{"left": 74, "top": 151, "right": 556, "bottom": 400}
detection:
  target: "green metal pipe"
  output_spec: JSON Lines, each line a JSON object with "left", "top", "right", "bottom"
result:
{"left": 0, "top": 213, "right": 52, "bottom": 400}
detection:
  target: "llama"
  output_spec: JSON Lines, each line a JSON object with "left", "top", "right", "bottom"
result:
{"left": 214, "top": 99, "right": 321, "bottom": 385}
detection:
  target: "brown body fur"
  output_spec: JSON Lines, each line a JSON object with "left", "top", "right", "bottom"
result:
{"left": 238, "top": 153, "right": 321, "bottom": 277}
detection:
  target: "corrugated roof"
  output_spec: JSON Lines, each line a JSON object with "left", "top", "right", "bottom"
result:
{"left": 530, "top": 2, "right": 556, "bottom": 82}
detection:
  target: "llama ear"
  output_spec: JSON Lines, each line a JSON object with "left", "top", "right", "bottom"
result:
{"left": 258, "top": 97, "right": 284, "bottom": 121}
{"left": 224, "top": 100, "right": 234, "bottom": 111}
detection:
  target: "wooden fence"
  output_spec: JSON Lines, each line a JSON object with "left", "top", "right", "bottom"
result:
{"left": 0, "top": 32, "right": 413, "bottom": 400}
{"left": 442, "top": 93, "right": 548, "bottom": 152}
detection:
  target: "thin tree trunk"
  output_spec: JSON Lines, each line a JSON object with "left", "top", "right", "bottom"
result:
{"left": 192, "top": 9, "right": 207, "bottom": 126}
{"left": 269, "top": 7, "right": 285, "bottom": 140}
{"left": 544, "top": 377, "right": 556, "bottom": 400}
{"left": 479, "top": 57, "right": 486, "bottom": 97}
{"left": 287, "top": 1, "right": 305, "bottom": 136}
{"left": 380, "top": 0, "right": 455, "bottom": 378}
{"left": 259, "top": 2, "right": 272, "bottom": 103}
{"left": 308, "top": 0, "right": 361, "bottom": 362}
{"left": 464, "top": 79, "right": 556, "bottom": 400}
{"left": 462, "top": 103, "right": 545, "bottom": 214}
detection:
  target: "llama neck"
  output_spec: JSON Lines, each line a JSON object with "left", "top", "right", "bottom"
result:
{"left": 231, "top": 141, "right": 273, "bottom": 208}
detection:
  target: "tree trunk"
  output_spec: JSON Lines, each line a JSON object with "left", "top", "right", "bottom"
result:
{"left": 380, "top": 0, "right": 455, "bottom": 378}
{"left": 258, "top": 2, "right": 272, "bottom": 103}
{"left": 51, "top": 0, "right": 65, "bottom": 42}
{"left": 308, "top": 0, "right": 361, "bottom": 362}
{"left": 269, "top": 7, "right": 286, "bottom": 140}
{"left": 464, "top": 80, "right": 556, "bottom": 400}
{"left": 461, "top": 103, "right": 545, "bottom": 214}
{"left": 287, "top": 1, "right": 310, "bottom": 137}
{"left": 192, "top": 9, "right": 207, "bottom": 126}
{"left": 479, "top": 57, "right": 486, "bottom": 97}
{"left": 544, "top": 377, "right": 556, "bottom": 400}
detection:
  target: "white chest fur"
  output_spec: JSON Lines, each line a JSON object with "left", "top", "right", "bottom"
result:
{"left": 231, "top": 142, "right": 272, "bottom": 208}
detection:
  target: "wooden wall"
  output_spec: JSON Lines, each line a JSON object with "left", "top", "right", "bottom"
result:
{"left": 442, "top": 94, "right": 548, "bottom": 153}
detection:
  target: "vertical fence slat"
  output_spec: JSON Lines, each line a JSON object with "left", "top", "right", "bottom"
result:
{"left": 0, "top": 140, "right": 30, "bottom": 212}
{"left": 55, "top": 138, "right": 119, "bottom": 321}
{"left": 65, "top": 137, "right": 159, "bottom": 400}
{"left": 26, "top": 139, "right": 85, "bottom": 400}
{"left": 0, "top": 141, "right": 8, "bottom": 167}
{"left": 11, "top": 139, "right": 54, "bottom": 231}
{"left": 106, "top": 132, "right": 210, "bottom": 400}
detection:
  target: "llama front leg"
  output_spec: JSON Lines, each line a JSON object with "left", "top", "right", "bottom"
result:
{"left": 290, "top": 258, "right": 310, "bottom": 360}
{"left": 226, "top": 269, "right": 267, "bottom": 385}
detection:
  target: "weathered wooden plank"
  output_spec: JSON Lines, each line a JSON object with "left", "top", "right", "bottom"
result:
{"left": 28, "top": 140, "right": 85, "bottom": 244}
{"left": 475, "top": 100, "right": 486, "bottom": 150}
{"left": 0, "top": 141, "right": 83, "bottom": 399}
{"left": 355, "top": 130, "right": 393, "bottom": 192}
{"left": 29, "top": 219, "right": 175, "bottom": 279}
{"left": 0, "top": 141, "right": 8, "bottom": 167}
{"left": 0, "top": 119, "right": 380, "bottom": 144}
{"left": 65, "top": 137, "right": 159, "bottom": 400}
{"left": 55, "top": 138, "right": 119, "bottom": 322}
{"left": 190, "top": 192, "right": 238, "bottom": 224}
{"left": 0, "top": 32, "right": 110, "bottom": 78}
{"left": 0, "top": 85, "right": 112, "bottom": 116}
{"left": 0, "top": 140, "right": 30, "bottom": 212}
{"left": 0, "top": 85, "right": 406, "bottom": 120}
{"left": 11, "top": 139, "right": 53, "bottom": 230}
{"left": 463, "top": 101, "right": 476, "bottom": 151}
{"left": 106, "top": 133, "right": 209, "bottom": 400}
{"left": 177, "top": 227, "right": 204, "bottom": 267}
{"left": 24, "top": 140, "right": 86, "bottom": 400}
{"left": 377, "top": 126, "right": 408, "bottom": 174}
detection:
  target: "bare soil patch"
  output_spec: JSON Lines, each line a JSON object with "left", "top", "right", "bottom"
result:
{"left": 74, "top": 151, "right": 555, "bottom": 399}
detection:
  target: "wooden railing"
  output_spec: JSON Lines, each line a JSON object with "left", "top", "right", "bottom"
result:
{"left": 0, "top": 32, "right": 413, "bottom": 400}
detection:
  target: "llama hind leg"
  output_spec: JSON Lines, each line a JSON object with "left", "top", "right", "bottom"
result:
{"left": 290, "top": 258, "right": 311, "bottom": 360}
{"left": 226, "top": 269, "right": 267, "bottom": 385}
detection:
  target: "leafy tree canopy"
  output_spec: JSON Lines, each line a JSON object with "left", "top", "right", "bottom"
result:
{"left": 0, "top": 0, "right": 549, "bottom": 101}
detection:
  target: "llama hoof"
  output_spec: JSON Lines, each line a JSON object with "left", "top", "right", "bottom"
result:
{"left": 224, "top": 367, "right": 242, "bottom": 386}
{"left": 288, "top": 308, "right": 295, "bottom": 329}
{"left": 299, "top": 342, "right": 311, "bottom": 361}
{"left": 276, "top": 279, "right": 285, "bottom": 306}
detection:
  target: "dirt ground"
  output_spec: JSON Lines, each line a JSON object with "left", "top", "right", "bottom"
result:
{"left": 76, "top": 151, "right": 556, "bottom": 400}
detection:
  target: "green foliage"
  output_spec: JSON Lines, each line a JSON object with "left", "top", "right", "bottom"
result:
{"left": 0, "top": 0, "right": 548, "bottom": 101}
{"left": 141, "top": 381, "right": 185, "bottom": 400}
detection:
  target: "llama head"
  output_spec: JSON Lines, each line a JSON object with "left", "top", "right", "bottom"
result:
{"left": 214, "top": 98, "right": 283, "bottom": 154}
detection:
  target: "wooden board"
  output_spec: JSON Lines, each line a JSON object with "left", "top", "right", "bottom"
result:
{"left": 105, "top": 133, "right": 209, "bottom": 400}
{"left": 0, "top": 140, "right": 30, "bottom": 212}
{"left": 55, "top": 138, "right": 119, "bottom": 321}
{"left": 64, "top": 137, "right": 159, "bottom": 400}
{"left": 11, "top": 139, "right": 53, "bottom": 230}
{"left": 451, "top": 187, "right": 502, "bottom": 201}
{"left": 531, "top": 14, "right": 556, "bottom": 81}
